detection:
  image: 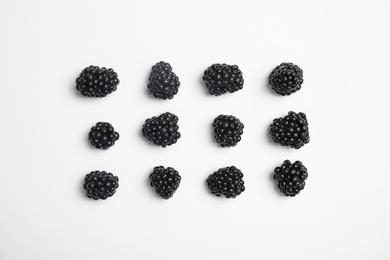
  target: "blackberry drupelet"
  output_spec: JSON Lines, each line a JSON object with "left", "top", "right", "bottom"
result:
{"left": 148, "top": 61, "right": 180, "bottom": 100}
{"left": 269, "top": 111, "right": 310, "bottom": 149}
{"left": 83, "top": 170, "right": 119, "bottom": 200}
{"left": 203, "top": 63, "right": 244, "bottom": 96}
{"left": 206, "top": 166, "right": 245, "bottom": 198}
{"left": 76, "top": 65, "right": 119, "bottom": 98}
{"left": 142, "top": 112, "right": 181, "bottom": 147}
{"left": 213, "top": 115, "right": 244, "bottom": 147}
{"left": 88, "top": 122, "right": 119, "bottom": 150}
{"left": 269, "top": 62, "right": 303, "bottom": 96}
{"left": 273, "top": 160, "right": 308, "bottom": 197}
{"left": 149, "top": 166, "right": 181, "bottom": 199}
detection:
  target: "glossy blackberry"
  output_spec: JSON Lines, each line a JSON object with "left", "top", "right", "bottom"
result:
{"left": 149, "top": 166, "right": 181, "bottom": 199}
{"left": 206, "top": 166, "right": 245, "bottom": 198}
{"left": 213, "top": 115, "right": 244, "bottom": 147}
{"left": 76, "top": 65, "right": 119, "bottom": 98}
{"left": 273, "top": 160, "right": 308, "bottom": 197}
{"left": 83, "top": 171, "right": 119, "bottom": 200}
{"left": 88, "top": 122, "right": 119, "bottom": 150}
{"left": 148, "top": 61, "right": 180, "bottom": 100}
{"left": 142, "top": 112, "right": 181, "bottom": 147}
{"left": 269, "top": 63, "right": 303, "bottom": 96}
{"left": 203, "top": 63, "right": 244, "bottom": 96}
{"left": 269, "top": 111, "right": 310, "bottom": 149}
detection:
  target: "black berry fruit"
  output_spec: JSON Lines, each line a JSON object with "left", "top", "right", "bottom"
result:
{"left": 269, "top": 62, "right": 303, "bottom": 96}
{"left": 273, "top": 160, "right": 308, "bottom": 197}
{"left": 148, "top": 61, "right": 180, "bottom": 100}
{"left": 76, "top": 65, "right": 119, "bottom": 98}
{"left": 203, "top": 63, "right": 244, "bottom": 96}
{"left": 269, "top": 111, "right": 310, "bottom": 149}
{"left": 213, "top": 115, "right": 244, "bottom": 147}
{"left": 149, "top": 166, "right": 181, "bottom": 199}
{"left": 206, "top": 166, "right": 245, "bottom": 198}
{"left": 88, "top": 122, "right": 119, "bottom": 150}
{"left": 142, "top": 112, "right": 181, "bottom": 147}
{"left": 83, "top": 170, "right": 119, "bottom": 200}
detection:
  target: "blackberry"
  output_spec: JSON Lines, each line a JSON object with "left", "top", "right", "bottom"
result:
{"left": 83, "top": 170, "right": 119, "bottom": 200}
{"left": 149, "top": 166, "right": 181, "bottom": 199}
{"left": 148, "top": 61, "right": 180, "bottom": 100}
{"left": 269, "top": 111, "right": 310, "bottom": 149}
{"left": 269, "top": 63, "right": 303, "bottom": 96}
{"left": 273, "top": 160, "right": 308, "bottom": 197}
{"left": 76, "top": 65, "right": 119, "bottom": 98}
{"left": 206, "top": 166, "right": 245, "bottom": 198}
{"left": 213, "top": 115, "right": 244, "bottom": 147}
{"left": 142, "top": 112, "right": 181, "bottom": 147}
{"left": 88, "top": 122, "right": 119, "bottom": 150}
{"left": 203, "top": 63, "right": 244, "bottom": 96}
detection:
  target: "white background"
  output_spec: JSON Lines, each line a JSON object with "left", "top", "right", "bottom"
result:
{"left": 0, "top": 0, "right": 389, "bottom": 259}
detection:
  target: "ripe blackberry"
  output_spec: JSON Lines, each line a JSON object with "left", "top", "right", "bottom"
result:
{"left": 273, "top": 160, "right": 308, "bottom": 197}
{"left": 88, "top": 122, "right": 119, "bottom": 150}
{"left": 148, "top": 61, "right": 180, "bottom": 100}
{"left": 149, "top": 166, "right": 181, "bottom": 199}
{"left": 142, "top": 112, "right": 181, "bottom": 147}
{"left": 269, "top": 111, "right": 310, "bottom": 149}
{"left": 206, "top": 166, "right": 245, "bottom": 198}
{"left": 213, "top": 115, "right": 244, "bottom": 147}
{"left": 203, "top": 63, "right": 244, "bottom": 96}
{"left": 76, "top": 65, "right": 119, "bottom": 98}
{"left": 83, "top": 170, "right": 119, "bottom": 200}
{"left": 269, "top": 62, "right": 303, "bottom": 96}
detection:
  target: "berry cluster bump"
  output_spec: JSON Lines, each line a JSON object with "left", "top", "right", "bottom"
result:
{"left": 88, "top": 122, "right": 120, "bottom": 150}
{"left": 269, "top": 111, "right": 310, "bottom": 149}
{"left": 203, "top": 63, "right": 244, "bottom": 96}
{"left": 269, "top": 62, "right": 303, "bottom": 96}
{"left": 142, "top": 112, "right": 181, "bottom": 147}
{"left": 149, "top": 166, "right": 181, "bottom": 199}
{"left": 76, "top": 65, "right": 119, "bottom": 98}
{"left": 148, "top": 61, "right": 180, "bottom": 100}
{"left": 206, "top": 166, "right": 245, "bottom": 198}
{"left": 83, "top": 171, "right": 119, "bottom": 200}
{"left": 213, "top": 115, "right": 244, "bottom": 147}
{"left": 273, "top": 160, "right": 308, "bottom": 197}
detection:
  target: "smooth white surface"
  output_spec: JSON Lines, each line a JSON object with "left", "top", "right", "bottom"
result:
{"left": 1, "top": 0, "right": 390, "bottom": 259}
